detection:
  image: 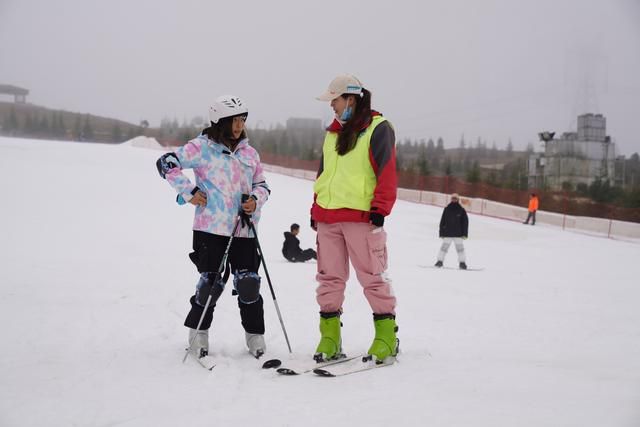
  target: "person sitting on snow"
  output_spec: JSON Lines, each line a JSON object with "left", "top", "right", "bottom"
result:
{"left": 282, "top": 223, "right": 317, "bottom": 262}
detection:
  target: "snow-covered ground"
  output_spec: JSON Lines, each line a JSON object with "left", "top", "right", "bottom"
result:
{"left": 1, "top": 136, "right": 639, "bottom": 427}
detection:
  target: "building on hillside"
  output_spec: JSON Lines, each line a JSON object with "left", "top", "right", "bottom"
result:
{"left": 527, "top": 113, "right": 617, "bottom": 190}
{"left": 0, "top": 84, "right": 29, "bottom": 103}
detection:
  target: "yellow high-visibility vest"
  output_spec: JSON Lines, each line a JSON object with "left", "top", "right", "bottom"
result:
{"left": 314, "top": 116, "right": 387, "bottom": 211}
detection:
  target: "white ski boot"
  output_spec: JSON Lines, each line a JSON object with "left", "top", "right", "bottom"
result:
{"left": 188, "top": 328, "right": 209, "bottom": 358}
{"left": 245, "top": 332, "right": 266, "bottom": 359}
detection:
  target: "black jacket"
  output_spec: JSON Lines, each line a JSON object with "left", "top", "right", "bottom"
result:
{"left": 282, "top": 232, "right": 302, "bottom": 259}
{"left": 439, "top": 202, "right": 469, "bottom": 238}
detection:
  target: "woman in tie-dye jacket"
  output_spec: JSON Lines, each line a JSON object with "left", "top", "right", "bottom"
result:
{"left": 156, "top": 95, "right": 270, "bottom": 360}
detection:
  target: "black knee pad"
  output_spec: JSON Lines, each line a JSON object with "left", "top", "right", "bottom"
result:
{"left": 195, "top": 272, "right": 225, "bottom": 307}
{"left": 233, "top": 270, "right": 261, "bottom": 304}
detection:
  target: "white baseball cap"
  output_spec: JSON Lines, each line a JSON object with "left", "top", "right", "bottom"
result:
{"left": 316, "top": 74, "right": 364, "bottom": 101}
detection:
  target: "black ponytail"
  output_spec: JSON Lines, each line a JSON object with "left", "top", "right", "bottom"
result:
{"left": 335, "top": 88, "right": 372, "bottom": 155}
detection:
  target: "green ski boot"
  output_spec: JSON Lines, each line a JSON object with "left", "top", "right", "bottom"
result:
{"left": 314, "top": 312, "right": 344, "bottom": 362}
{"left": 366, "top": 314, "right": 399, "bottom": 364}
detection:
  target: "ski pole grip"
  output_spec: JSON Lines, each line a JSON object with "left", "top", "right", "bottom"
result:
{"left": 240, "top": 194, "right": 252, "bottom": 224}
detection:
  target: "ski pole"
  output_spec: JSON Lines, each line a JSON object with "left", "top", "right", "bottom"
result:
{"left": 248, "top": 219, "right": 293, "bottom": 354}
{"left": 182, "top": 214, "right": 242, "bottom": 363}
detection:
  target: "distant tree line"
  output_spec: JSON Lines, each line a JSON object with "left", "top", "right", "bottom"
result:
{"left": 246, "top": 129, "right": 533, "bottom": 191}
{"left": 246, "top": 126, "right": 640, "bottom": 209}
{"left": 574, "top": 154, "right": 640, "bottom": 208}
{"left": 4, "top": 104, "right": 638, "bottom": 209}
{"left": 0, "top": 105, "right": 141, "bottom": 143}
{"left": 392, "top": 135, "right": 533, "bottom": 191}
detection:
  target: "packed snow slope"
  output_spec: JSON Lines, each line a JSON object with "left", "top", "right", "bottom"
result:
{"left": 1, "top": 136, "right": 639, "bottom": 427}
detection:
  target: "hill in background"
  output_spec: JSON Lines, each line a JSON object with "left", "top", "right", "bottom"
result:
{"left": 0, "top": 101, "right": 148, "bottom": 143}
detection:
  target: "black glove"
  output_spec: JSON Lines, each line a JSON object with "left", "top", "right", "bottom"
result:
{"left": 310, "top": 217, "right": 317, "bottom": 231}
{"left": 369, "top": 212, "right": 385, "bottom": 227}
{"left": 240, "top": 194, "right": 252, "bottom": 228}
{"left": 241, "top": 212, "right": 252, "bottom": 228}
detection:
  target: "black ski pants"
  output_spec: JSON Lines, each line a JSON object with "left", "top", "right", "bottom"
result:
{"left": 284, "top": 248, "right": 317, "bottom": 262}
{"left": 524, "top": 211, "right": 536, "bottom": 225}
{"left": 184, "top": 231, "right": 264, "bottom": 334}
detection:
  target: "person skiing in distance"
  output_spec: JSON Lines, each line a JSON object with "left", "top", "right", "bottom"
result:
{"left": 434, "top": 193, "right": 469, "bottom": 269}
{"left": 282, "top": 223, "right": 317, "bottom": 262}
{"left": 156, "top": 95, "right": 271, "bottom": 359}
{"left": 311, "top": 74, "right": 399, "bottom": 364}
{"left": 523, "top": 193, "right": 539, "bottom": 225}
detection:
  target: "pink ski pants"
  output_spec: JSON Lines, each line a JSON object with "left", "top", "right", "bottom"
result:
{"left": 315, "top": 222, "right": 396, "bottom": 315}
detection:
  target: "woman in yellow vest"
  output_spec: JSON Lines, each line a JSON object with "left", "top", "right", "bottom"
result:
{"left": 311, "top": 74, "right": 399, "bottom": 364}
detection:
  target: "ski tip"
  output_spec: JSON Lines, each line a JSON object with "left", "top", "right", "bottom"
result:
{"left": 313, "top": 368, "right": 335, "bottom": 377}
{"left": 276, "top": 367, "right": 299, "bottom": 375}
{"left": 195, "top": 355, "right": 216, "bottom": 371}
{"left": 262, "top": 358, "right": 282, "bottom": 369}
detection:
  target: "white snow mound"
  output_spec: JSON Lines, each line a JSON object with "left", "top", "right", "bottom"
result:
{"left": 122, "top": 135, "right": 164, "bottom": 150}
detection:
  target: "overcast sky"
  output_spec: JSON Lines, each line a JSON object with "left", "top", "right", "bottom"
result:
{"left": 1, "top": 0, "right": 639, "bottom": 154}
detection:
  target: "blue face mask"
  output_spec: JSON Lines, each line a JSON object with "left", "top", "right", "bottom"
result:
{"left": 340, "top": 105, "right": 353, "bottom": 121}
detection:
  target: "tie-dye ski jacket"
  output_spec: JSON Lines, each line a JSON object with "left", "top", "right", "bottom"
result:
{"left": 157, "top": 135, "right": 270, "bottom": 237}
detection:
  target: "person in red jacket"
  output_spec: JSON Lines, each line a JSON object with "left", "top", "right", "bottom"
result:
{"left": 310, "top": 73, "right": 399, "bottom": 364}
{"left": 523, "top": 193, "right": 539, "bottom": 225}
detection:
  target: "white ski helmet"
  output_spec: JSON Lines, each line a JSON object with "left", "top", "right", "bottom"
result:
{"left": 208, "top": 95, "right": 248, "bottom": 124}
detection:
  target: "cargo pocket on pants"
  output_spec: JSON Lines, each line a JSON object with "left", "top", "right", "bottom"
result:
{"left": 366, "top": 228, "right": 388, "bottom": 274}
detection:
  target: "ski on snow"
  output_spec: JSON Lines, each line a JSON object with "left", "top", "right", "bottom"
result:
{"left": 261, "top": 355, "right": 397, "bottom": 377}
{"left": 189, "top": 353, "right": 396, "bottom": 376}
{"left": 263, "top": 355, "right": 364, "bottom": 376}
{"left": 189, "top": 352, "right": 216, "bottom": 371}
{"left": 191, "top": 348, "right": 274, "bottom": 371}
{"left": 313, "top": 356, "right": 397, "bottom": 377}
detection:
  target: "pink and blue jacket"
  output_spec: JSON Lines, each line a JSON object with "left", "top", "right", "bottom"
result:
{"left": 157, "top": 134, "right": 270, "bottom": 237}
